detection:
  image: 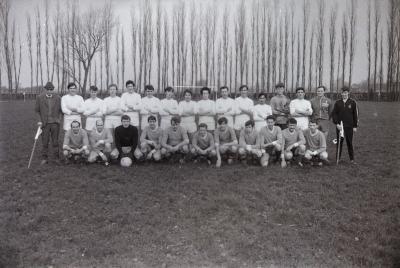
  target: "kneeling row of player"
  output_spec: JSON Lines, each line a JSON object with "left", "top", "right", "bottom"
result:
{"left": 62, "top": 114, "right": 328, "bottom": 167}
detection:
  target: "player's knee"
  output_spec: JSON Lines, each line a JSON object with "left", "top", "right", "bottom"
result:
{"left": 298, "top": 144, "right": 306, "bottom": 154}
{"left": 161, "top": 148, "right": 167, "bottom": 155}
{"left": 153, "top": 151, "right": 162, "bottom": 161}
{"left": 260, "top": 155, "right": 269, "bottom": 166}
{"left": 182, "top": 145, "right": 189, "bottom": 154}
{"left": 134, "top": 148, "right": 143, "bottom": 159}
{"left": 104, "top": 143, "right": 112, "bottom": 153}
{"left": 304, "top": 151, "right": 312, "bottom": 160}
{"left": 320, "top": 151, "right": 328, "bottom": 160}
{"left": 190, "top": 147, "right": 197, "bottom": 155}
{"left": 140, "top": 142, "right": 148, "bottom": 152}
{"left": 210, "top": 150, "right": 217, "bottom": 157}
{"left": 110, "top": 149, "right": 119, "bottom": 159}
{"left": 231, "top": 146, "right": 238, "bottom": 153}
{"left": 285, "top": 151, "right": 293, "bottom": 160}
{"left": 219, "top": 146, "right": 227, "bottom": 154}
{"left": 63, "top": 150, "right": 69, "bottom": 157}
{"left": 274, "top": 144, "right": 282, "bottom": 151}
{"left": 238, "top": 148, "right": 246, "bottom": 155}
{"left": 88, "top": 154, "right": 97, "bottom": 163}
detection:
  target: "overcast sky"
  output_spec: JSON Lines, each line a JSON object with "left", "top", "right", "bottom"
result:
{"left": 7, "top": 0, "right": 390, "bottom": 89}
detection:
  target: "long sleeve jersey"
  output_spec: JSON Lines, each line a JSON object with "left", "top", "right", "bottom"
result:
{"left": 61, "top": 94, "right": 84, "bottom": 115}
{"left": 89, "top": 128, "right": 113, "bottom": 150}
{"left": 331, "top": 98, "right": 359, "bottom": 128}
{"left": 83, "top": 97, "right": 103, "bottom": 117}
{"left": 114, "top": 125, "right": 138, "bottom": 152}
{"left": 63, "top": 129, "right": 89, "bottom": 149}
{"left": 281, "top": 128, "right": 306, "bottom": 149}
{"left": 303, "top": 129, "right": 327, "bottom": 153}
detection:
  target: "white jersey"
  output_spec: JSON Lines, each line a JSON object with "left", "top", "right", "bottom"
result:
{"left": 159, "top": 98, "right": 179, "bottom": 129}
{"left": 61, "top": 94, "right": 84, "bottom": 130}
{"left": 140, "top": 96, "right": 161, "bottom": 129}
{"left": 197, "top": 99, "right": 216, "bottom": 131}
{"left": 289, "top": 99, "right": 313, "bottom": 130}
{"left": 216, "top": 97, "right": 236, "bottom": 128}
{"left": 234, "top": 97, "right": 254, "bottom": 130}
{"left": 83, "top": 97, "right": 104, "bottom": 131}
{"left": 103, "top": 96, "right": 123, "bottom": 116}
{"left": 253, "top": 104, "right": 272, "bottom": 132}
{"left": 178, "top": 100, "right": 197, "bottom": 133}
{"left": 120, "top": 91, "right": 142, "bottom": 126}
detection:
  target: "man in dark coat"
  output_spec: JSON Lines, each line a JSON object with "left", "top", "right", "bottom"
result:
{"left": 35, "top": 82, "right": 63, "bottom": 165}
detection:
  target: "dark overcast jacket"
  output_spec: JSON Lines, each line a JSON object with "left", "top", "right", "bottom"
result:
{"left": 332, "top": 98, "right": 359, "bottom": 128}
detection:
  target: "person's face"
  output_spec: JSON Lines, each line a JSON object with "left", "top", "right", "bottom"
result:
{"left": 126, "top": 84, "right": 135, "bottom": 93}
{"left": 297, "top": 90, "right": 305, "bottom": 100}
{"left": 309, "top": 122, "right": 318, "bottom": 133}
{"left": 316, "top": 87, "right": 325, "bottom": 97}
{"left": 267, "top": 119, "right": 275, "bottom": 128}
{"left": 202, "top": 90, "right": 209, "bottom": 100}
{"left": 240, "top": 88, "right": 248, "bottom": 98}
{"left": 219, "top": 122, "right": 227, "bottom": 131}
{"left": 149, "top": 119, "right": 157, "bottom": 129}
{"left": 69, "top": 86, "right": 78, "bottom": 96}
{"left": 96, "top": 122, "right": 104, "bottom": 132}
{"left": 71, "top": 122, "right": 80, "bottom": 134}
{"left": 245, "top": 124, "right": 253, "bottom": 134}
{"left": 165, "top": 91, "right": 174, "bottom": 99}
{"left": 276, "top": 87, "right": 284, "bottom": 95}
{"left": 199, "top": 127, "right": 207, "bottom": 136}
{"left": 341, "top": 91, "right": 349, "bottom": 99}
{"left": 146, "top": 89, "right": 154, "bottom": 97}
{"left": 46, "top": 88, "right": 53, "bottom": 95}
{"left": 122, "top": 119, "right": 130, "bottom": 128}
{"left": 109, "top": 87, "right": 117, "bottom": 97}
{"left": 258, "top": 95, "right": 266, "bottom": 104}
{"left": 220, "top": 88, "right": 229, "bottom": 98}
{"left": 288, "top": 123, "right": 296, "bottom": 132}
{"left": 90, "top": 90, "right": 97, "bottom": 99}
{"left": 184, "top": 92, "right": 192, "bottom": 101}
{"left": 171, "top": 120, "right": 179, "bottom": 131}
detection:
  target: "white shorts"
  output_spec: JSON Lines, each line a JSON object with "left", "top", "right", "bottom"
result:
{"left": 295, "top": 117, "right": 309, "bottom": 130}
{"left": 254, "top": 121, "right": 267, "bottom": 132}
{"left": 181, "top": 116, "right": 197, "bottom": 133}
{"left": 104, "top": 115, "right": 121, "bottom": 129}
{"left": 63, "top": 115, "right": 82, "bottom": 130}
{"left": 124, "top": 112, "right": 140, "bottom": 127}
{"left": 160, "top": 116, "right": 172, "bottom": 129}
{"left": 234, "top": 114, "right": 251, "bottom": 131}
{"left": 85, "top": 117, "right": 102, "bottom": 131}
{"left": 198, "top": 116, "right": 216, "bottom": 131}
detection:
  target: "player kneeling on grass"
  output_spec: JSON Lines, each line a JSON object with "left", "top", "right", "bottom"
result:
{"left": 191, "top": 123, "right": 217, "bottom": 165}
{"left": 63, "top": 120, "right": 90, "bottom": 163}
{"left": 113, "top": 115, "right": 141, "bottom": 167}
{"left": 303, "top": 119, "right": 328, "bottom": 166}
{"left": 281, "top": 118, "right": 306, "bottom": 167}
{"left": 87, "top": 119, "right": 114, "bottom": 166}
{"left": 258, "top": 115, "right": 284, "bottom": 168}
{"left": 214, "top": 117, "right": 238, "bottom": 166}
{"left": 161, "top": 116, "right": 190, "bottom": 163}
{"left": 238, "top": 120, "right": 262, "bottom": 165}
{"left": 140, "top": 115, "right": 163, "bottom": 161}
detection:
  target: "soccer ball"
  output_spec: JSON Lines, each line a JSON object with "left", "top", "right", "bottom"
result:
{"left": 120, "top": 157, "right": 132, "bottom": 167}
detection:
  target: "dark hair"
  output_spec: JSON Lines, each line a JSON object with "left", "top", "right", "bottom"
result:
{"left": 108, "top": 84, "right": 118, "bottom": 90}
{"left": 275, "top": 82, "right": 285, "bottom": 88}
{"left": 148, "top": 115, "right": 157, "bottom": 122}
{"left": 258, "top": 93, "right": 267, "bottom": 99}
{"left": 121, "top": 115, "right": 131, "bottom": 121}
{"left": 89, "top": 85, "right": 98, "bottom": 92}
{"left": 341, "top": 86, "right": 350, "bottom": 92}
{"left": 70, "top": 120, "right": 80, "bottom": 127}
{"left": 198, "top": 123, "right": 208, "bottom": 129}
{"left": 219, "top": 86, "right": 229, "bottom": 92}
{"left": 317, "top": 85, "right": 326, "bottom": 91}
{"left": 183, "top": 89, "right": 193, "bottom": 96}
{"left": 266, "top": 115, "right": 275, "bottom": 121}
{"left": 309, "top": 118, "right": 318, "bottom": 124}
{"left": 164, "top": 86, "right": 174, "bottom": 93}
{"left": 67, "top": 82, "right": 77, "bottom": 89}
{"left": 125, "top": 80, "right": 135, "bottom": 87}
{"left": 201, "top": 87, "right": 211, "bottom": 95}
{"left": 217, "top": 117, "right": 228, "bottom": 125}
{"left": 296, "top": 87, "right": 305, "bottom": 93}
{"left": 145, "top": 85, "right": 154, "bottom": 92}
{"left": 288, "top": 118, "right": 297, "bottom": 125}
{"left": 171, "top": 116, "right": 181, "bottom": 124}
{"left": 239, "top": 85, "right": 248, "bottom": 92}
{"left": 245, "top": 120, "right": 255, "bottom": 127}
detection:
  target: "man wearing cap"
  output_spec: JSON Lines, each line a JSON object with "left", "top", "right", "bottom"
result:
{"left": 83, "top": 85, "right": 104, "bottom": 132}
{"left": 61, "top": 82, "right": 84, "bottom": 131}
{"left": 270, "top": 82, "right": 290, "bottom": 130}
{"left": 35, "top": 82, "right": 63, "bottom": 165}
{"left": 332, "top": 87, "right": 359, "bottom": 164}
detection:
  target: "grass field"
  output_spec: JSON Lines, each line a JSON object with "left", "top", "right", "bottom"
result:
{"left": 0, "top": 100, "right": 399, "bottom": 267}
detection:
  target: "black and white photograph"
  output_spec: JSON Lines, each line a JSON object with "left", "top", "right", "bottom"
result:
{"left": 0, "top": 0, "right": 399, "bottom": 267}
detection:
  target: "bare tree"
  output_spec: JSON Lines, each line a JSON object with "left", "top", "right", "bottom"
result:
{"left": 115, "top": 25, "right": 120, "bottom": 88}
{"left": 373, "top": 0, "right": 380, "bottom": 93}
{"left": 308, "top": 24, "right": 315, "bottom": 91}
{"left": 329, "top": 3, "right": 337, "bottom": 92}
{"left": 45, "top": 0, "right": 50, "bottom": 82}
{"left": 366, "top": 0, "right": 372, "bottom": 98}
{"left": 156, "top": 0, "right": 162, "bottom": 92}
{"left": 283, "top": 9, "right": 289, "bottom": 90}
{"left": 236, "top": 0, "right": 246, "bottom": 86}
{"left": 316, "top": 0, "right": 325, "bottom": 86}
{"left": 301, "top": 0, "right": 310, "bottom": 86}
{"left": 0, "top": 0, "right": 13, "bottom": 94}
{"left": 222, "top": 5, "right": 229, "bottom": 86}
{"left": 260, "top": 1, "right": 267, "bottom": 91}
{"left": 348, "top": 0, "right": 357, "bottom": 88}
{"left": 162, "top": 12, "right": 169, "bottom": 89}
{"left": 121, "top": 29, "right": 125, "bottom": 90}
{"left": 130, "top": 12, "right": 138, "bottom": 83}
{"left": 379, "top": 32, "right": 383, "bottom": 94}
{"left": 296, "top": 27, "right": 301, "bottom": 88}
{"left": 36, "top": 7, "right": 44, "bottom": 89}
{"left": 336, "top": 45, "right": 341, "bottom": 93}
{"left": 26, "top": 14, "right": 34, "bottom": 93}
{"left": 341, "top": 13, "right": 348, "bottom": 88}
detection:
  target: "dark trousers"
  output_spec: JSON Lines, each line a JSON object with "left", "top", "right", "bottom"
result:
{"left": 41, "top": 123, "right": 60, "bottom": 159}
{"left": 336, "top": 127, "right": 354, "bottom": 161}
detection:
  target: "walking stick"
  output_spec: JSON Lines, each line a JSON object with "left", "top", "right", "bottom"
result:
{"left": 28, "top": 126, "right": 42, "bottom": 168}
{"left": 336, "top": 121, "right": 344, "bottom": 165}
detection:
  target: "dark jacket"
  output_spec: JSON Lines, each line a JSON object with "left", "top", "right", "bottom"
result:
{"left": 332, "top": 98, "right": 358, "bottom": 128}
{"left": 35, "top": 92, "right": 62, "bottom": 125}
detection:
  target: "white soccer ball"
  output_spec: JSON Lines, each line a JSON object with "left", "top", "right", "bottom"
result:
{"left": 120, "top": 157, "right": 132, "bottom": 167}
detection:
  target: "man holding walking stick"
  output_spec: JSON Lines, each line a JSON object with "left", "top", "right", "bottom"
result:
{"left": 34, "top": 82, "right": 62, "bottom": 165}
{"left": 332, "top": 86, "right": 359, "bottom": 164}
